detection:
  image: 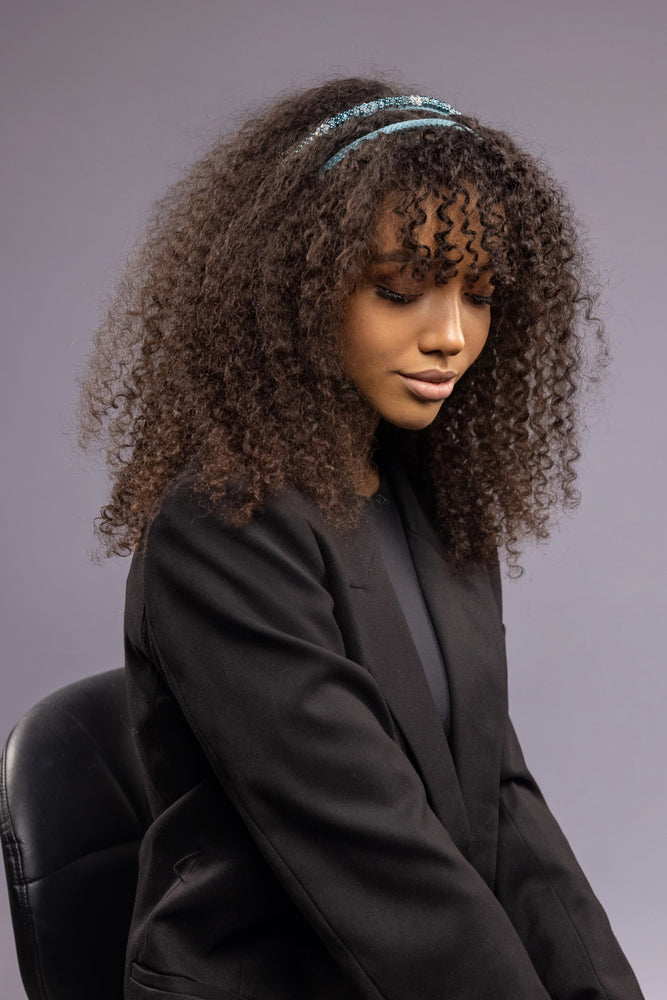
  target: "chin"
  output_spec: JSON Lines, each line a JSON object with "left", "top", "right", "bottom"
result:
{"left": 384, "top": 407, "right": 443, "bottom": 432}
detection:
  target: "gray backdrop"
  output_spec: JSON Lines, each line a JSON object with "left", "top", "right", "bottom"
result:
{"left": 2, "top": 1, "right": 664, "bottom": 996}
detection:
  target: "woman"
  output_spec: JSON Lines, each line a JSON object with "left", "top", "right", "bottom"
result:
{"left": 80, "top": 76, "right": 644, "bottom": 999}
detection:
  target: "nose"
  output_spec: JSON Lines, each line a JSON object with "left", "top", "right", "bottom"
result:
{"left": 418, "top": 292, "right": 466, "bottom": 357}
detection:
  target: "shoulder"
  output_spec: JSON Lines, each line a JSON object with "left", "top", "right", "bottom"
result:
{"left": 127, "top": 474, "right": 357, "bottom": 667}
{"left": 140, "top": 474, "right": 344, "bottom": 601}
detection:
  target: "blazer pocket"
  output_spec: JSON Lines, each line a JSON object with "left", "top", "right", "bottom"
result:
{"left": 128, "top": 962, "right": 244, "bottom": 1000}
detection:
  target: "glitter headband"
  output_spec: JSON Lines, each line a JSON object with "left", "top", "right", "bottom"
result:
{"left": 296, "top": 95, "right": 463, "bottom": 151}
{"left": 292, "top": 94, "right": 474, "bottom": 173}
{"left": 322, "top": 118, "right": 474, "bottom": 171}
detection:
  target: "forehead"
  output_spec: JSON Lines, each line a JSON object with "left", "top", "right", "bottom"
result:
{"left": 371, "top": 190, "right": 488, "bottom": 263}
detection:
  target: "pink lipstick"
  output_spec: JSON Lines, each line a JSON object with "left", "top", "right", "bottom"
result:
{"left": 398, "top": 370, "right": 457, "bottom": 401}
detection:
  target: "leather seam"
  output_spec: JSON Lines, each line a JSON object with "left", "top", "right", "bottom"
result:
{"left": 1, "top": 743, "right": 48, "bottom": 999}
{"left": 6, "top": 834, "right": 143, "bottom": 886}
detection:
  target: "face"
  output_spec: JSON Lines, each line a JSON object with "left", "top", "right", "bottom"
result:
{"left": 342, "top": 195, "right": 493, "bottom": 432}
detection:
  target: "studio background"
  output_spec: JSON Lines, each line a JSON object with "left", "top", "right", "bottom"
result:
{"left": 1, "top": 1, "right": 664, "bottom": 996}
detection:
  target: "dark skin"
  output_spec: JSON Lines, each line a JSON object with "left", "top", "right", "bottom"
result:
{"left": 342, "top": 195, "right": 493, "bottom": 496}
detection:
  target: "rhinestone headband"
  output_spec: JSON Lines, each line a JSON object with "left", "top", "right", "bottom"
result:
{"left": 295, "top": 95, "right": 462, "bottom": 152}
{"left": 322, "top": 117, "right": 474, "bottom": 172}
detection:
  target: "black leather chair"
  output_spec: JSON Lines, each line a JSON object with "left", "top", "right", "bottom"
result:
{"left": 0, "top": 669, "right": 151, "bottom": 1000}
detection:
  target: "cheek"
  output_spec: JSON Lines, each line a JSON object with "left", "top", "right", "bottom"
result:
{"left": 342, "top": 342, "right": 383, "bottom": 389}
{"left": 341, "top": 304, "right": 386, "bottom": 377}
{"left": 340, "top": 325, "right": 365, "bottom": 379}
{"left": 340, "top": 325, "right": 357, "bottom": 379}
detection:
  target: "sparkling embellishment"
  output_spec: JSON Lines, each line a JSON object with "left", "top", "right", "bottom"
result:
{"left": 295, "top": 95, "right": 462, "bottom": 151}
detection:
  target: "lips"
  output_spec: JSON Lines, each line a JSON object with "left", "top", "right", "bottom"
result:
{"left": 398, "top": 369, "right": 457, "bottom": 401}
{"left": 408, "top": 369, "right": 456, "bottom": 382}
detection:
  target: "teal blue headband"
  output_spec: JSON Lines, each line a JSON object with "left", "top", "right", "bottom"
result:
{"left": 293, "top": 94, "right": 475, "bottom": 172}
{"left": 322, "top": 118, "right": 474, "bottom": 171}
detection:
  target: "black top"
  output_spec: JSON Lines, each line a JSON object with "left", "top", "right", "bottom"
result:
{"left": 369, "top": 473, "right": 451, "bottom": 736}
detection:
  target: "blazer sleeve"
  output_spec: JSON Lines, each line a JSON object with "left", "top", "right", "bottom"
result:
{"left": 494, "top": 717, "right": 644, "bottom": 1000}
{"left": 140, "top": 487, "right": 555, "bottom": 1000}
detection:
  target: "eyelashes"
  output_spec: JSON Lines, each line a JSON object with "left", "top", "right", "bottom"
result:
{"left": 375, "top": 285, "right": 419, "bottom": 305}
{"left": 374, "top": 285, "right": 493, "bottom": 308}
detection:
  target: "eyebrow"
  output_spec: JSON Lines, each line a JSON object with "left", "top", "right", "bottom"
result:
{"left": 370, "top": 248, "right": 492, "bottom": 265}
{"left": 369, "top": 250, "right": 417, "bottom": 265}
{"left": 368, "top": 250, "right": 494, "bottom": 279}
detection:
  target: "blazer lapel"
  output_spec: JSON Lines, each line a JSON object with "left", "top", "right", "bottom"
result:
{"left": 387, "top": 465, "right": 507, "bottom": 886}
{"left": 333, "top": 516, "right": 472, "bottom": 857}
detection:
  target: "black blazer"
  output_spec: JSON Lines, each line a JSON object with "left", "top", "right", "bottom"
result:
{"left": 123, "top": 467, "right": 643, "bottom": 1000}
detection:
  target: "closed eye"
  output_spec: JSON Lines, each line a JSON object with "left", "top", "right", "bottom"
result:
{"left": 467, "top": 293, "right": 493, "bottom": 307}
{"left": 375, "top": 285, "right": 420, "bottom": 305}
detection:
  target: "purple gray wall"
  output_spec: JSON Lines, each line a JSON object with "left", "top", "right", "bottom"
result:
{"left": 2, "top": 1, "right": 665, "bottom": 995}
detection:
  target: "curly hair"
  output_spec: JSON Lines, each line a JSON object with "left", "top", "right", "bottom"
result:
{"left": 79, "top": 75, "right": 605, "bottom": 568}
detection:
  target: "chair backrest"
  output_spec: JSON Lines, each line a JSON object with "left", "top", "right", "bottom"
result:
{"left": 0, "top": 669, "right": 151, "bottom": 1000}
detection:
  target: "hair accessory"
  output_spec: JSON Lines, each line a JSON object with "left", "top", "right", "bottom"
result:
{"left": 296, "top": 95, "right": 462, "bottom": 151}
{"left": 322, "top": 117, "right": 474, "bottom": 172}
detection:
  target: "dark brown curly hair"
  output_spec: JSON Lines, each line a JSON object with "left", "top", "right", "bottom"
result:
{"left": 79, "top": 75, "right": 605, "bottom": 568}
